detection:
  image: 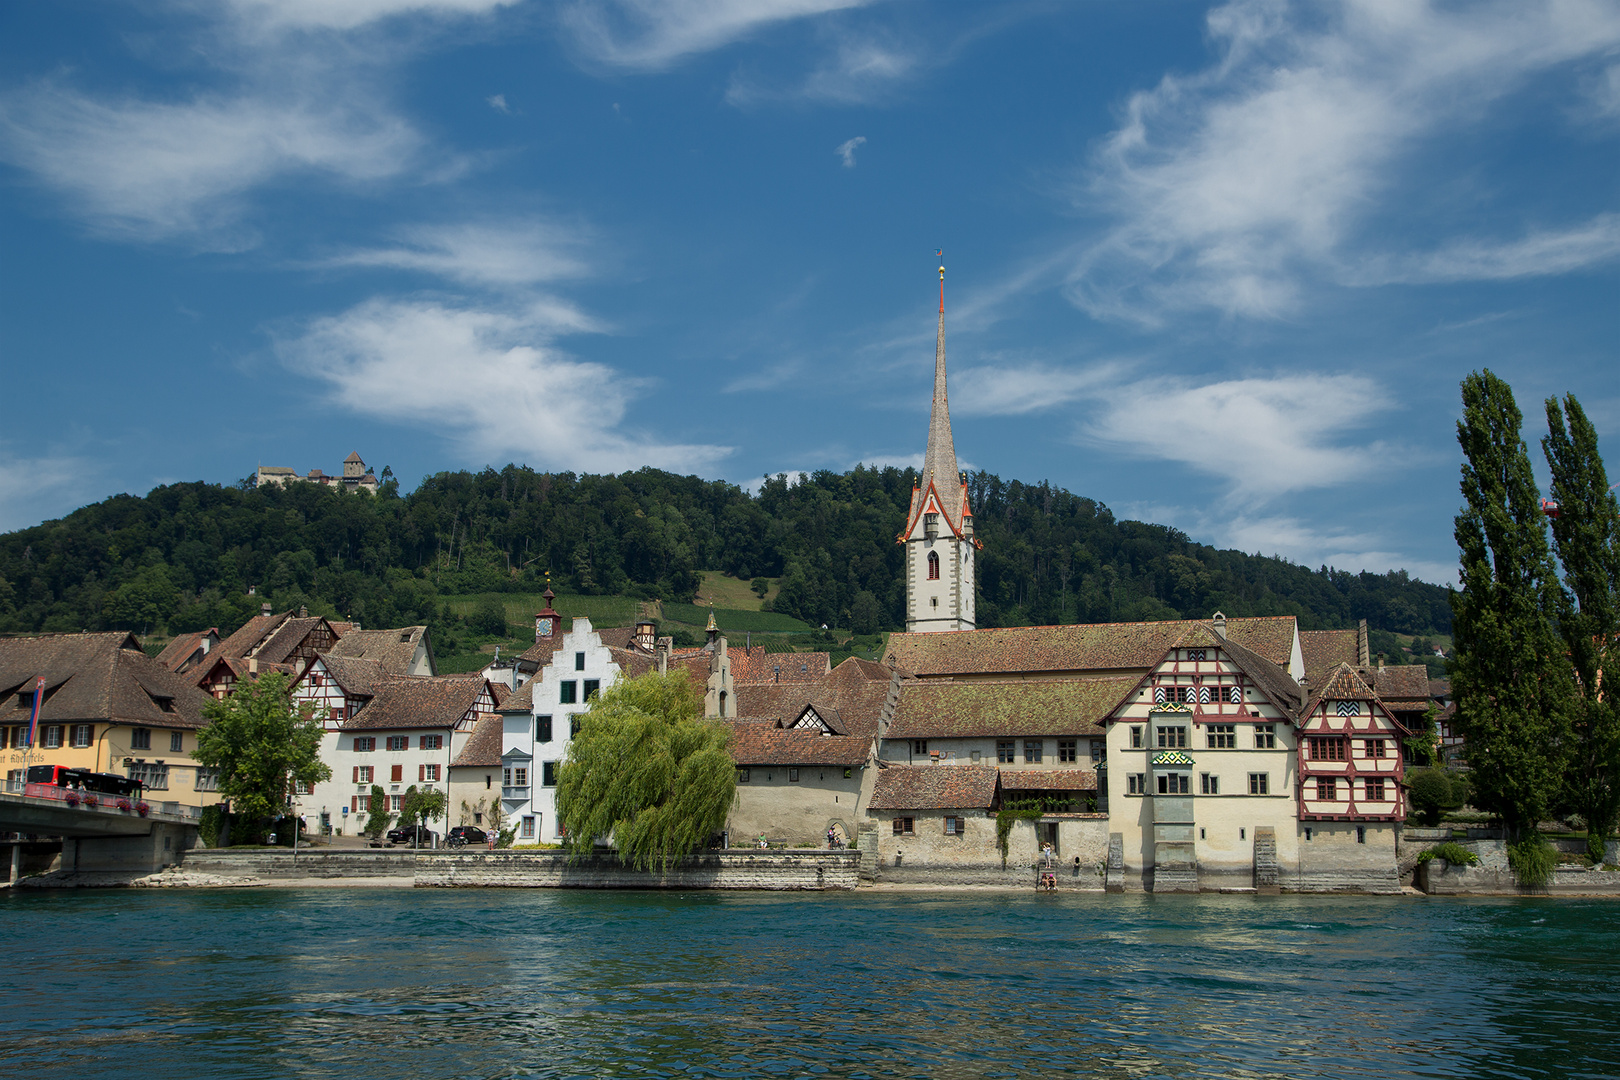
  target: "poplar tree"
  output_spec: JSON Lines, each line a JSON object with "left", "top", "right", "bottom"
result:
{"left": 1542, "top": 393, "right": 1620, "bottom": 860}
{"left": 556, "top": 670, "right": 735, "bottom": 872}
{"left": 1449, "top": 371, "right": 1574, "bottom": 839}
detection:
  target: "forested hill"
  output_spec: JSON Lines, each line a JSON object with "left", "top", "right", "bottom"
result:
{"left": 0, "top": 465, "right": 1452, "bottom": 641}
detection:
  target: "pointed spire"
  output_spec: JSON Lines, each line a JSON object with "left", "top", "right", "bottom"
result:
{"left": 918, "top": 257, "right": 961, "bottom": 528}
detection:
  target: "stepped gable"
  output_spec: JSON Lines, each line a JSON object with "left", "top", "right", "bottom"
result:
{"left": 340, "top": 673, "right": 488, "bottom": 731}
{"left": 452, "top": 713, "right": 504, "bottom": 768}
{"left": 326, "top": 626, "right": 427, "bottom": 675}
{"left": 0, "top": 632, "right": 212, "bottom": 730}
{"left": 730, "top": 647, "right": 831, "bottom": 684}
{"left": 999, "top": 768, "right": 1097, "bottom": 792}
{"left": 732, "top": 656, "right": 891, "bottom": 739}
{"left": 1299, "top": 629, "right": 1360, "bottom": 683}
{"left": 886, "top": 677, "right": 1131, "bottom": 740}
{"left": 869, "top": 764, "right": 1000, "bottom": 811}
{"left": 726, "top": 724, "right": 870, "bottom": 767}
{"left": 884, "top": 615, "right": 1298, "bottom": 678}
{"left": 154, "top": 629, "right": 215, "bottom": 673}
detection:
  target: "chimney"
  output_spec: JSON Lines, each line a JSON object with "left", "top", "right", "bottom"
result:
{"left": 1357, "top": 619, "right": 1370, "bottom": 667}
{"left": 248, "top": 658, "right": 258, "bottom": 675}
{"left": 1211, "top": 611, "right": 1227, "bottom": 639}
{"left": 656, "top": 638, "right": 671, "bottom": 675}
{"left": 1377, "top": 653, "right": 1386, "bottom": 674}
{"left": 299, "top": 605, "right": 308, "bottom": 619}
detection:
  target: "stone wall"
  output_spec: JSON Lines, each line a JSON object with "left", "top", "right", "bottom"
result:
{"left": 867, "top": 813, "right": 1110, "bottom": 888}
{"left": 1417, "top": 862, "right": 1620, "bottom": 895}
{"left": 181, "top": 849, "right": 419, "bottom": 879}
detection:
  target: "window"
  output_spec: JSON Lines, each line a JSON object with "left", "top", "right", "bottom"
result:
{"left": 930, "top": 597, "right": 938, "bottom": 608}
{"left": 944, "top": 816, "right": 965, "bottom": 835}
{"left": 560, "top": 681, "right": 577, "bottom": 704}
{"left": 1130, "top": 726, "right": 1143, "bottom": 749}
{"left": 1200, "top": 773, "right": 1219, "bottom": 795}
{"left": 420, "top": 734, "right": 443, "bottom": 750}
{"left": 1156, "top": 726, "right": 1187, "bottom": 749}
{"left": 1157, "top": 773, "right": 1190, "bottom": 795}
{"left": 354, "top": 765, "right": 374, "bottom": 784}
{"left": 575, "top": 652, "right": 586, "bottom": 671}
{"left": 1335, "top": 700, "right": 1360, "bottom": 717}
{"left": 354, "top": 737, "right": 375, "bottom": 752}
{"left": 541, "top": 762, "right": 556, "bottom": 787}
{"left": 330, "top": 705, "right": 345, "bottom": 722}
{"left": 1058, "top": 739, "right": 1077, "bottom": 763}
{"left": 1206, "top": 724, "right": 1236, "bottom": 749}
{"left": 390, "top": 764, "right": 403, "bottom": 783}
{"left": 295, "top": 780, "right": 313, "bottom": 795}
{"left": 1090, "top": 739, "right": 1106, "bottom": 764}
{"left": 42, "top": 725, "right": 62, "bottom": 749}
{"left": 1316, "top": 778, "right": 1337, "bottom": 800}
{"left": 911, "top": 740, "right": 928, "bottom": 755}
{"left": 1186, "top": 648, "right": 1206, "bottom": 662}
{"left": 387, "top": 736, "right": 408, "bottom": 751}
{"left": 420, "top": 763, "right": 440, "bottom": 783}
{"left": 788, "top": 768, "right": 800, "bottom": 782}
{"left": 516, "top": 767, "right": 530, "bottom": 787}
{"left": 1249, "top": 773, "right": 1269, "bottom": 795}
{"left": 927, "top": 551, "right": 940, "bottom": 580}
{"left": 1127, "top": 773, "right": 1147, "bottom": 795}
{"left": 1363, "top": 739, "right": 1388, "bottom": 758}
{"left": 1304, "top": 827, "right": 1312, "bottom": 841}
{"left": 1365, "top": 778, "right": 1386, "bottom": 801}
{"left": 353, "top": 794, "right": 370, "bottom": 813}
{"left": 1254, "top": 724, "right": 1276, "bottom": 749}
{"left": 1024, "top": 740, "right": 1043, "bottom": 764}
{"left": 503, "top": 767, "right": 512, "bottom": 786}
{"left": 996, "top": 740, "right": 1015, "bottom": 763}
{"left": 1357, "top": 826, "right": 1366, "bottom": 844}
{"left": 570, "top": 716, "right": 582, "bottom": 737}
{"left": 1310, "top": 737, "right": 1347, "bottom": 761}
{"left": 583, "top": 679, "right": 600, "bottom": 702}
{"left": 310, "top": 673, "right": 323, "bottom": 687}
{"left": 538, "top": 715, "right": 553, "bottom": 743}
{"left": 521, "top": 816, "right": 535, "bottom": 839}
{"left": 737, "top": 768, "right": 750, "bottom": 783}
{"left": 131, "top": 728, "right": 151, "bottom": 750}
{"left": 128, "top": 762, "right": 169, "bottom": 790}
{"left": 169, "top": 731, "right": 183, "bottom": 753}
{"left": 390, "top": 794, "right": 403, "bottom": 811}
{"left": 892, "top": 817, "right": 915, "bottom": 835}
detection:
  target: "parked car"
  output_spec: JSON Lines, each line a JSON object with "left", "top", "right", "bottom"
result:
{"left": 448, "top": 826, "right": 489, "bottom": 845}
{"left": 386, "top": 826, "right": 434, "bottom": 845}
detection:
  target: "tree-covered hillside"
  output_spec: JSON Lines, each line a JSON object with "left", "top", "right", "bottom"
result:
{"left": 0, "top": 465, "right": 1453, "bottom": 640}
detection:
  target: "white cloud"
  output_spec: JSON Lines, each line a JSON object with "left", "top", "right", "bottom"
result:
{"left": 951, "top": 362, "right": 1121, "bottom": 417}
{"left": 323, "top": 219, "right": 593, "bottom": 288}
{"left": 835, "top": 135, "right": 866, "bottom": 167}
{"left": 1356, "top": 213, "right": 1620, "bottom": 283}
{"left": 0, "top": 84, "right": 422, "bottom": 246}
{"left": 0, "top": 451, "right": 99, "bottom": 532}
{"left": 277, "top": 297, "right": 732, "bottom": 475}
{"left": 560, "top": 0, "right": 870, "bottom": 71}
{"left": 1217, "top": 513, "right": 1456, "bottom": 584}
{"left": 486, "top": 93, "right": 511, "bottom": 113}
{"left": 1072, "top": 0, "right": 1620, "bottom": 323}
{"left": 1085, "top": 373, "right": 1386, "bottom": 498}
{"left": 221, "top": 0, "right": 519, "bottom": 34}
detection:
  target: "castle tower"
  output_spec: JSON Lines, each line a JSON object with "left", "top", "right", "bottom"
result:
{"left": 899, "top": 259, "right": 978, "bottom": 633}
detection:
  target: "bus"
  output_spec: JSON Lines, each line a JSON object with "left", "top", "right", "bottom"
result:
{"left": 25, "top": 765, "right": 144, "bottom": 798}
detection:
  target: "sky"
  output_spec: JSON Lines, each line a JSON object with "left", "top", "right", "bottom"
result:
{"left": 1, "top": 0, "right": 1616, "bottom": 585}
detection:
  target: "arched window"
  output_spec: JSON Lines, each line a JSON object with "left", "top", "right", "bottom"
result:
{"left": 927, "top": 551, "right": 940, "bottom": 580}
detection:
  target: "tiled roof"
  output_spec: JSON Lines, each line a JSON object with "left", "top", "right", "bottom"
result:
{"left": 341, "top": 674, "right": 488, "bottom": 731}
{"left": 1429, "top": 678, "right": 1450, "bottom": 699}
{"left": 727, "top": 724, "right": 870, "bottom": 767}
{"left": 326, "top": 626, "right": 427, "bottom": 676}
{"left": 730, "top": 648, "right": 831, "bottom": 684}
{"left": 1373, "top": 665, "right": 1432, "bottom": 702}
{"left": 593, "top": 626, "right": 639, "bottom": 650}
{"left": 606, "top": 646, "right": 658, "bottom": 679}
{"left": 869, "top": 764, "right": 999, "bottom": 811}
{"left": 732, "top": 656, "right": 892, "bottom": 739}
{"left": 214, "top": 612, "right": 285, "bottom": 660}
{"left": 886, "top": 678, "right": 1130, "bottom": 739}
{"left": 1300, "top": 663, "right": 1378, "bottom": 717}
{"left": 518, "top": 638, "right": 562, "bottom": 669}
{"left": 1299, "top": 629, "right": 1359, "bottom": 683}
{"left": 316, "top": 654, "right": 384, "bottom": 697}
{"left": 999, "top": 768, "right": 1098, "bottom": 792}
{"left": 452, "top": 713, "right": 504, "bottom": 768}
{"left": 154, "top": 629, "right": 214, "bottom": 673}
{"left": 1210, "top": 630, "right": 1305, "bottom": 716}
{"left": 252, "top": 616, "right": 329, "bottom": 666}
{"left": 0, "top": 632, "right": 212, "bottom": 730}
{"left": 883, "top": 615, "right": 1298, "bottom": 677}
{"left": 496, "top": 679, "right": 535, "bottom": 714}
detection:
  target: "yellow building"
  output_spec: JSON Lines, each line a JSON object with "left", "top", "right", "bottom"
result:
{"left": 1, "top": 632, "right": 216, "bottom": 808}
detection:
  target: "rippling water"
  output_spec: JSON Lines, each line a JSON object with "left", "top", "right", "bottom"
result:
{"left": 3, "top": 888, "right": 1617, "bottom": 1079}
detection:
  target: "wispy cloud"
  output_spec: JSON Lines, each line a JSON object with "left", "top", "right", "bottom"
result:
{"left": 1070, "top": 0, "right": 1620, "bottom": 323}
{"left": 1355, "top": 213, "right": 1620, "bottom": 284}
{"left": 951, "top": 362, "right": 1121, "bottom": 417}
{"left": 277, "top": 297, "right": 732, "bottom": 475}
{"left": 835, "top": 135, "right": 866, "bottom": 167}
{"left": 221, "top": 0, "right": 519, "bottom": 35}
{"left": 486, "top": 93, "right": 511, "bottom": 113}
{"left": 560, "top": 0, "right": 870, "bottom": 71}
{"left": 322, "top": 219, "right": 594, "bottom": 288}
{"left": 0, "top": 450, "right": 100, "bottom": 532}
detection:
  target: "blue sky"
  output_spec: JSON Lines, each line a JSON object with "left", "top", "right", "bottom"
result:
{"left": 1, "top": 1, "right": 1616, "bottom": 584}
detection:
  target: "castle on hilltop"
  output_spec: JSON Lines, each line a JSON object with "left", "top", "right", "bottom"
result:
{"left": 255, "top": 452, "right": 378, "bottom": 494}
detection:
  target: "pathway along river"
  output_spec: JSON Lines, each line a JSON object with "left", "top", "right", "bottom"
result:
{"left": 3, "top": 889, "right": 1617, "bottom": 1078}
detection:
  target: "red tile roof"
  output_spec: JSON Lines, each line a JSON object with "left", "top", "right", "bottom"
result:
{"left": 1373, "top": 665, "right": 1432, "bottom": 702}
{"left": 326, "top": 626, "right": 429, "bottom": 676}
{"left": 451, "top": 713, "right": 504, "bottom": 768}
{"left": 341, "top": 674, "right": 490, "bottom": 731}
{"left": 1299, "top": 629, "right": 1359, "bottom": 683}
{"left": 727, "top": 724, "right": 870, "bottom": 767}
{"left": 0, "top": 632, "right": 213, "bottom": 730}
{"left": 154, "top": 629, "right": 215, "bottom": 673}
{"left": 869, "top": 764, "right": 999, "bottom": 811}
{"left": 730, "top": 648, "right": 831, "bottom": 684}
{"left": 886, "top": 678, "right": 1130, "bottom": 739}
{"left": 998, "top": 768, "right": 1098, "bottom": 792}
{"left": 732, "top": 656, "right": 892, "bottom": 739}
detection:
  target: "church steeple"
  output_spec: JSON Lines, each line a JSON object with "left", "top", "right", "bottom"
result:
{"left": 917, "top": 260, "right": 962, "bottom": 531}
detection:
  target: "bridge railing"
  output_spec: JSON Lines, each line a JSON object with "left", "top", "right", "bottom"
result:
{"left": 5, "top": 782, "right": 204, "bottom": 822}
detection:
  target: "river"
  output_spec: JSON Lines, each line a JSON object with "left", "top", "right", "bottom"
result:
{"left": 2, "top": 889, "right": 1616, "bottom": 1078}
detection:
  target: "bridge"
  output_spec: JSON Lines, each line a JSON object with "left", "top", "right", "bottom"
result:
{"left": 2, "top": 780, "right": 202, "bottom": 882}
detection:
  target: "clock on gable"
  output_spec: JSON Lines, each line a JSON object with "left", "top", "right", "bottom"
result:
{"left": 537, "top": 616, "right": 555, "bottom": 637}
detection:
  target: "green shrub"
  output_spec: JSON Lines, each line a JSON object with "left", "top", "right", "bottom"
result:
{"left": 1507, "top": 835, "right": 1558, "bottom": 888}
{"left": 1407, "top": 767, "right": 1465, "bottom": 826}
{"left": 1417, "top": 841, "right": 1478, "bottom": 867}
{"left": 198, "top": 804, "right": 225, "bottom": 848}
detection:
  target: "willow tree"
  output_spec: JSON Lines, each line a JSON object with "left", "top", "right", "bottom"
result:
{"left": 1543, "top": 393, "right": 1620, "bottom": 860}
{"left": 555, "top": 670, "right": 735, "bottom": 871}
{"left": 1450, "top": 371, "right": 1575, "bottom": 847}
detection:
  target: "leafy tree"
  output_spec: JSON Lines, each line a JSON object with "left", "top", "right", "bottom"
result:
{"left": 1407, "top": 767, "right": 1467, "bottom": 827}
{"left": 849, "top": 590, "right": 882, "bottom": 635}
{"left": 469, "top": 595, "right": 509, "bottom": 637}
{"left": 362, "top": 784, "right": 393, "bottom": 839}
{"left": 399, "top": 784, "right": 447, "bottom": 845}
{"left": 194, "top": 672, "right": 332, "bottom": 828}
{"left": 750, "top": 577, "right": 771, "bottom": 599}
{"left": 1449, "top": 371, "right": 1575, "bottom": 838}
{"left": 1542, "top": 393, "right": 1620, "bottom": 861}
{"left": 556, "top": 670, "right": 735, "bottom": 871}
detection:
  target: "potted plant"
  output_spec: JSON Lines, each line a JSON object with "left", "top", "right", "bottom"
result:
{"left": 117, "top": 798, "right": 133, "bottom": 812}
{"left": 82, "top": 794, "right": 99, "bottom": 808}
{"left": 64, "top": 791, "right": 80, "bottom": 807}
{"left": 136, "top": 801, "right": 150, "bottom": 817}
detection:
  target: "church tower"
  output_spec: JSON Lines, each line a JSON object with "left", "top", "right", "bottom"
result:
{"left": 900, "top": 259, "right": 979, "bottom": 633}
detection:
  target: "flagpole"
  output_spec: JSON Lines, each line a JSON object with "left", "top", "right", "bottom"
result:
{"left": 21, "top": 675, "right": 44, "bottom": 785}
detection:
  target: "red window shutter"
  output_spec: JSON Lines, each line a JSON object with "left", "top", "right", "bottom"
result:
{"left": 391, "top": 764, "right": 402, "bottom": 783}
{"left": 352, "top": 766, "right": 358, "bottom": 783}
{"left": 419, "top": 764, "right": 425, "bottom": 781}
{"left": 351, "top": 796, "right": 358, "bottom": 812}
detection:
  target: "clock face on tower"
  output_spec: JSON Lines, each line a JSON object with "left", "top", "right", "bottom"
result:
{"left": 538, "top": 617, "right": 555, "bottom": 636}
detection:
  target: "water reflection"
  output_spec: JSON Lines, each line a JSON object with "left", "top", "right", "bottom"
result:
{"left": 2, "top": 889, "right": 1617, "bottom": 1078}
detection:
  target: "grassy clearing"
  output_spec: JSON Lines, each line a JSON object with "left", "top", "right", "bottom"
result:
{"left": 692, "top": 570, "right": 776, "bottom": 611}
{"left": 661, "top": 603, "right": 811, "bottom": 633}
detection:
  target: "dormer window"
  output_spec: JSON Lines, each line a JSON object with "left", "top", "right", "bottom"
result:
{"left": 924, "top": 512, "right": 939, "bottom": 537}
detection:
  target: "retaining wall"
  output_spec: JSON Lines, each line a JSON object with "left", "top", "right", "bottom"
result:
{"left": 181, "top": 849, "right": 419, "bottom": 880}
{"left": 1416, "top": 862, "right": 1620, "bottom": 895}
